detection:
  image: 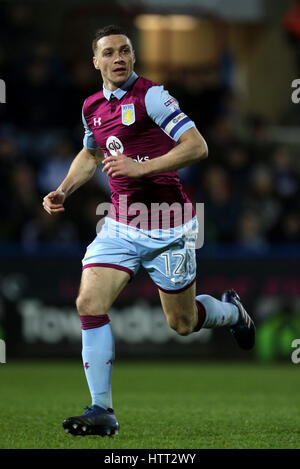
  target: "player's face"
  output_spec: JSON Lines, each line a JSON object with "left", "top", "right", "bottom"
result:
{"left": 93, "top": 35, "right": 135, "bottom": 91}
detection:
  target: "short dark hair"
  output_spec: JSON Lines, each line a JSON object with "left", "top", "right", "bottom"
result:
{"left": 92, "top": 25, "right": 131, "bottom": 54}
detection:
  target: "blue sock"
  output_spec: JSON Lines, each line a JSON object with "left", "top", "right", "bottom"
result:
{"left": 196, "top": 294, "right": 239, "bottom": 328}
{"left": 81, "top": 320, "right": 114, "bottom": 409}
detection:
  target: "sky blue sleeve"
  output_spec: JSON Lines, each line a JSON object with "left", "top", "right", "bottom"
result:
{"left": 144, "top": 86, "right": 195, "bottom": 142}
{"left": 82, "top": 107, "right": 100, "bottom": 151}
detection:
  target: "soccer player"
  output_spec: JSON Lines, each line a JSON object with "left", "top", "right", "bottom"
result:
{"left": 43, "top": 25, "right": 255, "bottom": 437}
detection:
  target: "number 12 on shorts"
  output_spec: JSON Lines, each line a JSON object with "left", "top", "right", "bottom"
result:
{"left": 161, "top": 252, "right": 185, "bottom": 277}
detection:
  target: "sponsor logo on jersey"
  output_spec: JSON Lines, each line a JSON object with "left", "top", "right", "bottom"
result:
{"left": 164, "top": 97, "right": 179, "bottom": 112}
{"left": 164, "top": 111, "right": 190, "bottom": 138}
{"left": 121, "top": 104, "right": 135, "bottom": 126}
{"left": 93, "top": 116, "right": 101, "bottom": 126}
{"left": 171, "top": 113, "right": 185, "bottom": 125}
{"left": 106, "top": 136, "right": 124, "bottom": 156}
{"left": 133, "top": 154, "right": 149, "bottom": 162}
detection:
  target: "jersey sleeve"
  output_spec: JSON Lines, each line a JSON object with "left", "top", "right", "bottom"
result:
{"left": 82, "top": 106, "right": 100, "bottom": 151}
{"left": 144, "top": 85, "right": 195, "bottom": 141}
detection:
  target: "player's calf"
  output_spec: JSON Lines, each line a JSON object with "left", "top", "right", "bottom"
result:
{"left": 165, "top": 308, "right": 198, "bottom": 336}
{"left": 159, "top": 282, "right": 200, "bottom": 336}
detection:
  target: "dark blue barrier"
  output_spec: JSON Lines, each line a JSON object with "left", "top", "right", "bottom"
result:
{"left": 0, "top": 242, "right": 300, "bottom": 258}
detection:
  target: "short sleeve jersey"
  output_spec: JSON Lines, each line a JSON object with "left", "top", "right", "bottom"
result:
{"left": 82, "top": 72, "right": 196, "bottom": 228}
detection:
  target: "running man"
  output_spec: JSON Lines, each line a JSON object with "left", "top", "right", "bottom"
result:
{"left": 43, "top": 25, "right": 255, "bottom": 437}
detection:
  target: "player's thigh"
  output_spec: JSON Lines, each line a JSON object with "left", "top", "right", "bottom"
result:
{"left": 144, "top": 233, "right": 197, "bottom": 325}
{"left": 158, "top": 280, "right": 197, "bottom": 326}
{"left": 76, "top": 266, "right": 130, "bottom": 316}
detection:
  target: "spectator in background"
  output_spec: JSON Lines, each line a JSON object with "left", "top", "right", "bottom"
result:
{"left": 29, "top": 41, "right": 68, "bottom": 86}
{"left": 217, "top": 143, "right": 251, "bottom": 196}
{"left": 9, "top": 163, "right": 41, "bottom": 240}
{"left": 198, "top": 165, "right": 241, "bottom": 243}
{"left": 268, "top": 210, "right": 300, "bottom": 243}
{"left": 0, "top": 44, "right": 9, "bottom": 80}
{"left": 247, "top": 115, "right": 274, "bottom": 163}
{"left": 220, "top": 91, "right": 249, "bottom": 142}
{"left": 75, "top": 196, "right": 106, "bottom": 243}
{"left": 21, "top": 206, "right": 79, "bottom": 247}
{"left": 8, "top": 45, "right": 68, "bottom": 130}
{"left": 0, "top": 4, "right": 39, "bottom": 62}
{"left": 0, "top": 136, "right": 19, "bottom": 239}
{"left": 245, "top": 166, "right": 282, "bottom": 236}
{"left": 280, "top": 211, "right": 300, "bottom": 242}
{"left": 191, "top": 67, "right": 227, "bottom": 132}
{"left": 236, "top": 210, "right": 267, "bottom": 249}
{"left": 271, "top": 147, "right": 299, "bottom": 203}
{"left": 66, "top": 60, "right": 98, "bottom": 127}
{"left": 207, "top": 115, "right": 240, "bottom": 166}
{"left": 12, "top": 58, "right": 62, "bottom": 129}
{"left": 0, "top": 136, "right": 18, "bottom": 189}
{"left": 38, "top": 138, "right": 75, "bottom": 193}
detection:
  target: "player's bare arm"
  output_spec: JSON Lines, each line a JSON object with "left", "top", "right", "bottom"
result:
{"left": 102, "top": 127, "right": 208, "bottom": 178}
{"left": 143, "top": 127, "right": 208, "bottom": 175}
{"left": 43, "top": 147, "right": 104, "bottom": 215}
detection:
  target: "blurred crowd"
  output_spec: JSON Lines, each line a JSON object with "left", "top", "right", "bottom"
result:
{"left": 0, "top": 3, "right": 299, "bottom": 248}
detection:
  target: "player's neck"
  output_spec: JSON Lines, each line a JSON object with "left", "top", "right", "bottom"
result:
{"left": 104, "top": 82, "right": 119, "bottom": 91}
{"left": 103, "top": 79, "right": 126, "bottom": 92}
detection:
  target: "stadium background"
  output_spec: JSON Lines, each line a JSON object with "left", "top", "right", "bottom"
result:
{"left": 0, "top": 0, "right": 300, "bottom": 365}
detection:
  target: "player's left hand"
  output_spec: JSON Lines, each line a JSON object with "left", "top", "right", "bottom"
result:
{"left": 102, "top": 151, "right": 145, "bottom": 178}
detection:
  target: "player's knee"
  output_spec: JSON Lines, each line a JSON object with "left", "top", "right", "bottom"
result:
{"left": 176, "top": 323, "right": 194, "bottom": 336}
{"left": 76, "top": 293, "right": 107, "bottom": 316}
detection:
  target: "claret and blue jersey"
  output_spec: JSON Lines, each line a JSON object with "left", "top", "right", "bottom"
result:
{"left": 82, "top": 71, "right": 194, "bottom": 152}
{"left": 82, "top": 72, "right": 196, "bottom": 228}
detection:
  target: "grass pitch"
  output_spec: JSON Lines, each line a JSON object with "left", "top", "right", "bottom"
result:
{"left": 0, "top": 360, "right": 299, "bottom": 449}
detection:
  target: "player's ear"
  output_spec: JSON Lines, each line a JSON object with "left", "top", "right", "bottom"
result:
{"left": 93, "top": 56, "right": 100, "bottom": 70}
{"left": 132, "top": 49, "right": 136, "bottom": 65}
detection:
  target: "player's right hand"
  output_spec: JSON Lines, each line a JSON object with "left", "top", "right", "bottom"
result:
{"left": 43, "top": 190, "right": 66, "bottom": 215}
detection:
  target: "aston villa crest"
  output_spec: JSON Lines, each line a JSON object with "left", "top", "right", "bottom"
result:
{"left": 121, "top": 104, "right": 135, "bottom": 126}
